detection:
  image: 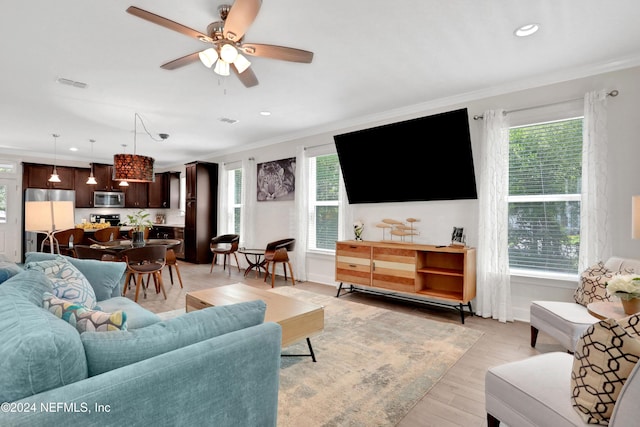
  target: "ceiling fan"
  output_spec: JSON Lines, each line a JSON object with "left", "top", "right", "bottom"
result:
{"left": 126, "top": 0, "right": 314, "bottom": 88}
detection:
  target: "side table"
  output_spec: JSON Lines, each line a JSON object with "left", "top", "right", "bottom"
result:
{"left": 587, "top": 301, "right": 627, "bottom": 320}
{"left": 238, "top": 248, "right": 267, "bottom": 278}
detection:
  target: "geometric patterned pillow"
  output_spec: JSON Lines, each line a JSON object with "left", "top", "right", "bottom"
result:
{"left": 42, "top": 292, "right": 127, "bottom": 333}
{"left": 618, "top": 313, "right": 640, "bottom": 339}
{"left": 574, "top": 261, "right": 615, "bottom": 306}
{"left": 571, "top": 318, "right": 640, "bottom": 424}
{"left": 26, "top": 257, "right": 97, "bottom": 309}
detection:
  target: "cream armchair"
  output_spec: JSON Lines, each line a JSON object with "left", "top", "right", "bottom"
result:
{"left": 530, "top": 256, "right": 640, "bottom": 353}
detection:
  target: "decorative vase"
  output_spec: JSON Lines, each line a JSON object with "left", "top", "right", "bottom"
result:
{"left": 621, "top": 298, "right": 640, "bottom": 315}
{"left": 132, "top": 230, "right": 146, "bottom": 248}
{"left": 354, "top": 225, "right": 364, "bottom": 241}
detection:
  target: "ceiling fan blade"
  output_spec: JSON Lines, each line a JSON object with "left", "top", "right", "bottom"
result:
{"left": 232, "top": 64, "right": 259, "bottom": 87}
{"left": 126, "top": 6, "right": 212, "bottom": 42}
{"left": 161, "top": 52, "right": 202, "bottom": 70}
{"left": 223, "top": 0, "right": 262, "bottom": 42}
{"left": 240, "top": 43, "right": 313, "bottom": 63}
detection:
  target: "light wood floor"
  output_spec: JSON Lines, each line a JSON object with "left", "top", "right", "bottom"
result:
{"left": 136, "top": 259, "right": 566, "bottom": 427}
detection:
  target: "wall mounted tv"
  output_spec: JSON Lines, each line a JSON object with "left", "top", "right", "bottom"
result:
{"left": 333, "top": 108, "right": 477, "bottom": 204}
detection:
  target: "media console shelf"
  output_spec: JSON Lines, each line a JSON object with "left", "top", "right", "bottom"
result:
{"left": 335, "top": 240, "right": 476, "bottom": 323}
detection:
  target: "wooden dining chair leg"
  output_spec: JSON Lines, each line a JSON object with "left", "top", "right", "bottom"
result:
{"left": 210, "top": 253, "right": 218, "bottom": 273}
{"left": 233, "top": 252, "right": 241, "bottom": 272}
{"left": 271, "top": 262, "right": 277, "bottom": 288}
{"left": 156, "top": 272, "right": 167, "bottom": 299}
{"left": 286, "top": 262, "right": 296, "bottom": 286}
{"left": 134, "top": 273, "right": 145, "bottom": 302}
{"left": 172, "top": 263, "right": 183, "bottom": 288}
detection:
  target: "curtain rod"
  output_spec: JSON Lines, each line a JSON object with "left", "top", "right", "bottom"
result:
{"left": 473, "top": 89, "right": 619, "bottom": 120}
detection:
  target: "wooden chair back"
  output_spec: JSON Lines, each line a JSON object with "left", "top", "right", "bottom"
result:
{"left": 92, "top": 226, "right": 121, "bottom": 242}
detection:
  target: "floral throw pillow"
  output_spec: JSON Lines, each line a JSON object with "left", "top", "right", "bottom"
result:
{"left": 25, "top": 257, "right": 97, "bottom": 309}
{"left": 43, "top": 292, "right": 127, "bottom": 333}
{"left": 574, "top": 262, "right": 615, "bottom": 306}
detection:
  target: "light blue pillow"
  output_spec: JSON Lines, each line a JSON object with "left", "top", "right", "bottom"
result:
{"left": 25, "top": 252, "right": 126, "bottom": 301}
{"left": 0, "top": 261, "right": 22, "bottom": 285}
{"left": 25, "top": 257, "right": 98, "bottom": 309}
{"left": 81, "top": 300, "right": 267, "bottom": 376}
{"left": 0, "top": 271, "right": 87, "bottom": 402}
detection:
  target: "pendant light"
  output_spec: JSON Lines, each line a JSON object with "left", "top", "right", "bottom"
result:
{"left": 48, "top": 134, "right": 61, "bottom": 183}
{"left": 113, "top": 113, "right": 155, "bottom": 182}
{"left": 86, "top": 139, "right": 97, "bottom": 185}
{"left": 117, "top": 144, "right": 129, "bottom": 186}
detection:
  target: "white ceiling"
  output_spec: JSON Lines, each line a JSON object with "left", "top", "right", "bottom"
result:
{"left": 2, "top": 0, "right": 640, "bottom": 168}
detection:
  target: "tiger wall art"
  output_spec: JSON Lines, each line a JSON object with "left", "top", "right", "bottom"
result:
{"left": 257, "top": 157, "right": 296, "bottom": 201}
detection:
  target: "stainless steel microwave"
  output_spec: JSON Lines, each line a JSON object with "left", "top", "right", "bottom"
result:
{"left": 94, "top": 191, "right": 125, "bottom": 208}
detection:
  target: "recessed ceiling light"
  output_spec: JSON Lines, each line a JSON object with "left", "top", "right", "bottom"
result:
{"left": 260, "top": 111, "right": 271, "bottom": 116}
{"left": 69, "top": 147, "right": 78, "bottom": 152}
{"left": 514, "top": 23, "right": 540, "bottom": 37}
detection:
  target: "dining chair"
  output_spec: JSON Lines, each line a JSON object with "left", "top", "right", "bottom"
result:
{"left": 89, "top": 226, "right": 121, "bottom": 243}
{"left": 119, "top": 245, "right": 167, "bottom": 303}
{"left": 209, "top": 234, "right": 241, "bottom": 275}
{"left": 163, "top": 247, "right": 183, "bottom": 288}
{"left": 42, "top": 228, "right": 85, "bottom": 257}
{"left": 263, "top": 238, "right": 296, "bottom": 288}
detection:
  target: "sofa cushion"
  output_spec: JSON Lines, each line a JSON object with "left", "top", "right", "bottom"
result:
{"left": 81, "top": 300, "right": 267, "bottom": 376}
{"left": 0, "top": 261, "right": 22, "bottom": 284}
{"left": 571, "top": 316, "right": 640, "bottom": 424}
{"left": 25, "top": 257, "right": 98, "bottom": 309}
{"left": 574, "top": 261, "right": 615, "bottom": 306}
{"left": 43, "top": 292, "right": 127, "bottom": 333}
{"left": 97, "top": 296, "right": 161, "bottom": 329}
{"left": 0, "top": 270, "right": 88, "bottom": 402}
{"left": 25, "top": 252, "right": 127, "bottom": 301}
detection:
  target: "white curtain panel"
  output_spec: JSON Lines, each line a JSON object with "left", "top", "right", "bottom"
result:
{"left": 579, "top": 90, "right": 611, "bottom": 271}
{"left": 476, "top": 109, "right": 513, "bottom": 323}
{"left": 241, "top": 157, "right": 257, "bottom": 249}
{"left": 294, "top": 146, "right": 308, "bottom": 282}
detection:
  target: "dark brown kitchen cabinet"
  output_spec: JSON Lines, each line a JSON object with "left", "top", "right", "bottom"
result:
{"left": 148, "top": 171, "right": 181, "bottom": 209}
{"left": 92, "top": 163, "right": 121, "bottom": 191}
{"left": 74, "top": 168, "right": 94, "bottom": 208}
{"left": 22, "top": 163, "right": 75, "bottom": 190}
{"left": 123, "top": 181, "right": 148, "bottom": 208}
{"left": 184, "top": 161, "right": 218, "bottom": 264}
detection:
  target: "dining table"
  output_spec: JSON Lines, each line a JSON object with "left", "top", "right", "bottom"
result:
{"left": 89, "top": 238, "right": 182, "bottom": 254}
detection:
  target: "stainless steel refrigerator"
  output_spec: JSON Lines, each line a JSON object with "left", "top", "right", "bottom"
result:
{"left": 23, "top": 188, "right": 76, "bottom": 255}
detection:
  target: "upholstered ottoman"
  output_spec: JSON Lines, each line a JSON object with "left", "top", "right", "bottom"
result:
{"left": 530, "top": 301, "right": 599, "bottom": 351}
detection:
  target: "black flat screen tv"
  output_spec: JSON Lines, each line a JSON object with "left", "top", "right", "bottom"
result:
{"left": 334, "top": 108, "right": 477, "bottom": 204}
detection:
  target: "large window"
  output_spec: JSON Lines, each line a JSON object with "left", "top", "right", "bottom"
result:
{"left": 308, "top": 153, "right": 340, "bottom": 251}
{"left": 508, "top": 117, "right": 583, "bottom": 274}
{"left": 226, "top": 167, "right": 242, "bottom": 235}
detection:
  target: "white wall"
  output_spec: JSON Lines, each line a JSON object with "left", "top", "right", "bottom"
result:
{"left": 202, "top": 65, "right": 640, "bottom": 322}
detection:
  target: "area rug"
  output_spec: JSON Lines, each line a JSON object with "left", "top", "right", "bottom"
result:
{"left": 271, "top": 287, "right": 483, "bottom": 427}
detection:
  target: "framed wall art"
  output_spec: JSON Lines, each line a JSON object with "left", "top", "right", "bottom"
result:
{"left": 256, "top": 157, "right": 296, "bottom": 201}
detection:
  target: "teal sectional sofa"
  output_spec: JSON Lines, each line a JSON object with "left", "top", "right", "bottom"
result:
{"left": 0, "top": 253, "right": 282, "bottom": 426}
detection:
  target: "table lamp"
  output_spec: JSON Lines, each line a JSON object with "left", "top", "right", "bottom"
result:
{"left": 24, "top": 200, "right": 75, "bottom": 253}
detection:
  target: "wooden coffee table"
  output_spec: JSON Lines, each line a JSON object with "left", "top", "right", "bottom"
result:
{"left": 186, "top": 283, "right": 324, "bottom": 361}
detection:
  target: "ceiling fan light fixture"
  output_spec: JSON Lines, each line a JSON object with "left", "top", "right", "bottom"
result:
{"left": 220, "top": 43, "right": 238, "bottom": 63}
{"left": 234, "top": 53, "right": 251, "bottom": 73}
{"left": 214, "top": 60, "right": 230, "bottom": 76}
{"left": 199, "top": 48, "right": 219, "bottom": 68}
